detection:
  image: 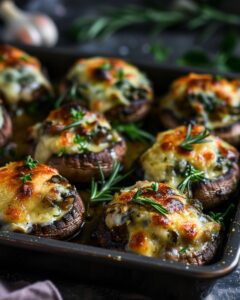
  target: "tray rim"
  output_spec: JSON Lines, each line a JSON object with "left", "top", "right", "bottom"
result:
{"left": 0, "top": 45, "right": 239, "bottom": 280}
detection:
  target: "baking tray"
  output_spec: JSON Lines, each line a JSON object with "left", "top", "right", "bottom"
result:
{"left": 0, "top": 45, "right": 239, "bottom": 300}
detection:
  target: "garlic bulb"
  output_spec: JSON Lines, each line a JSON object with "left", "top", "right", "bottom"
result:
{"left": 0, "top": 0, "right": 58, "bottom": 47}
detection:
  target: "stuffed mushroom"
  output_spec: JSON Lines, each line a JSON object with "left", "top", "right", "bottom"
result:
{"left": 0, "top": 157, "right": 84, "bottom": 239}
{"left": 0, "top": 45, "right": 52, "bottom": 113}
{"left": 97, "top": 181, "right": 221, "bottom": 265}
{"left": 139, "top": 124, "right": 239, "bottom": 209}
{"left": 59, "top": 57, "right": 153, "bottom": 122}
{"left": 28, "top": 102, "right": 126, "bottom": 182}
{"left": 159, "top": 73, "right": 240, "bottom": 145}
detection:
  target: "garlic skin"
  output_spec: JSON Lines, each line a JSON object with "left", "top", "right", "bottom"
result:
{"left": 0, "top": 0, "right": 58, "bottom": 47}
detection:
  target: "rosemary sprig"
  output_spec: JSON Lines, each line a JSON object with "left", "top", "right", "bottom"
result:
{"left": 23, "top": 155, "right": 38, "bottom": 170}
{"left": 90, "top": 161, "right": 130, "bottom": 202}
{"left": 55, "top": 83, "right": 80, "bottom": 108}
{"left": 180, "top": 124, "right": 210, "bottom": 151}
{"left": 112, "top": 122, "right": 155, "bottom": 143}
{"left": 132, "top": 188, "right": 168, "bottom": 216}
{"left": 210, "top": 204, "right": 235, "bottom": 226}
{"left": 178, "top": 164, "right": 205, "bottom": 194}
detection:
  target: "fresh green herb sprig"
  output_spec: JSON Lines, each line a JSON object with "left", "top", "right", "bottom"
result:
{"left": 112, "top": 122, "right": 155, "bottom": 143}
{"left": 179, "top": 246, "right": 188, "bottom": 254}
{"left": 74, "top": 134, "right": 88, "bottom": 152}
{"left": 210, "top": 204, "right": 235, "bottom": 226}
{"left": 146, "top": 182, "right": 158, "bottom": 192}
{"left": 180, "top": 124, "right": 210, "bottom": 151}
{"left": 132, "top": 188, "right": 168, "bottom": 216}
{"left": 70, "top": 108, "right": 85, "bottom": 121}
{"left": 178, "top": 164, "right": 205, "bottom": 194}
{"left": 90, "top": 161, "right": 130, "bottom": 202}
{"left": 19, "top": 173, "right": 32, "bottom": 184}
{"left": 55, "top": 83, "right": 80, "bottom": 108}
{"left": 23, "top": 155, "right": 38, "bottom": 170}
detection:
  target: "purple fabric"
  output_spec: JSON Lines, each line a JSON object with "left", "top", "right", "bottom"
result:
{"left": 0, "top": 280, "right": 62, "bottom": 300}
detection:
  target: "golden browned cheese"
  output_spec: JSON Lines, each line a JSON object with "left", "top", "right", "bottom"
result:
{"left": 141, "top": 125, "right": 238, "bottom": 187}
{"left": 65, "top": 57, "right": 153, "bottom": 113}
{"left": 0, "top": 161, "right": 76, "bottom": 233}
{"left": 160, "top": 73, "right": 240, "bottom": 128}
{"left": 104, "top": 181, "right": 220, "bottom": 258}
{"left": 0, "top": 45, "right": 51, "bottom": 105}
{"left": 29, "top": 103, "right": 123, "bottom": 163}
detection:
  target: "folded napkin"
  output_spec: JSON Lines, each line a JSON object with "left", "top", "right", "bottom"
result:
{"left": 0, "top": 280, "right": 62, "bottom": 300}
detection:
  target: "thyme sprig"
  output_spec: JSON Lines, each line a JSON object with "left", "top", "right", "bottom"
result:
{"left": 19, "top": 173, "right": 32, "bottom": 184}
{"left": 178, "top": 164, "right": 205, "bottom": 194}
{"left": 132, "top": 188, "right": 168, "bottom": 216}
{"left": 210, "top": 204, "right": 235, "bottom": 226}
{"left": 112, "top": 122, "right": 155, "bottom": 143}
{"left": 23, "top": 155, "right": 38, "bottom": 170}
{"left": 90, "top": 161, "right": 130, "bottom": 202}
{"left": 180, "top": 124, "right": 211, "bottom": 151}
{"left": 63, "top": 108, "right": 86, "bottom": 131}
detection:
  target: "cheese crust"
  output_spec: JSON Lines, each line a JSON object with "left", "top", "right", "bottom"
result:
{"left": 0, "top": 45, "right": 51, "bottom": 106}
{"left": 64, "top": 57, "right": 153, "bottom": 114}
{"left": 100, "top": 181, "right": 220, "bottom": 263}
{"left": 29, "top": 103, "right": 125, "bottom": 164}
{"left": 140, "top": 125, "right": 238, "bottom": 188}
{"left": 0, "top": 161, "right": 81, "bottom": 234}
{"left": 160, "top": 73, "right": 240, "bottom": 129}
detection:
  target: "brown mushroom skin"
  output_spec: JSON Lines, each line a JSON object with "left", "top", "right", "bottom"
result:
{"left": 30, "top": 193, "right": 84, "bottom": 240}
{"left": 96, "top": 181, "right": 221, "bottom": 265}
{"left": 46, "top": 140, "right": 127, "bottom": 183}
{"left": 0, "top": 104, "right": 12, "bottom": 147}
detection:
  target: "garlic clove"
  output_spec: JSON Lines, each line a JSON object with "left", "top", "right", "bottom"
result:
{"left": 30, "top": 15, "right": 58, "bottom": 46}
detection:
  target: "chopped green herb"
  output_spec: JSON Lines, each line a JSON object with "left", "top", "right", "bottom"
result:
{"left": 20, "top": 55, "right": 29, "bottom": 62}
{"left": 178, "top": 164, "right": 205, "bottom": 194}
{"left": 146, "top": 182, "right": 158, "bottom": 192}
{"left": 70, "top": 108, "right": 85, "bottom": 121}
{"left": 100, "top": 62, "right": 112, "bottom": 71}
{"left": 112, "top": 122, "right": 155, "bottom": 143}
{"left": 179, "top": 246, "right": 188, "bottom": 254}
{"left": 74, "top": 134, "right": 88, "bottom": 152}
{"left": 210, "top": 204, "right": 235, "bottom": 226}
{"left": 23, "top": 155, "right": 38, "bottom": 170}
{"left": 19, "top": 173, "right": 32, "bottom": 184}
{"left": 116, "top": 69, "right": 125, "bottom": 81}
{"left": 180, "top": 124, "right": 211, "bottom": 151}
{"left": 57, "top": 147, "right": 67, "bottom": 157}
{"left": 189, "top": 93, "right": 223, "bottom": 112}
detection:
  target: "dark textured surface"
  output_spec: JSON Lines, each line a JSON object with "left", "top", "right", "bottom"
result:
{"left": 0, "top": 1, "right": 239, "bottom": 299}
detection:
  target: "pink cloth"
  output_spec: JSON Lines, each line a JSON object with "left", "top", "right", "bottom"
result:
{"left": 0, "top": 280, "right": 62, "bottom": 300}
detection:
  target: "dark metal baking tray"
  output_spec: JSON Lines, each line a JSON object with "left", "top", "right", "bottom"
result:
{"left": 0, "top": 45, "right": 239, "bottom": 300}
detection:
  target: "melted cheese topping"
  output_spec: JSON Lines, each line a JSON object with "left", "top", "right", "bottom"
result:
{"left": 160, "top": 73, "right": 240, "bottom": 128}
{"left": 105, "top": 181, "right": 220, "bottom": 259}
{"left": 0, "top": 161, "right": 76, "bottom": 233}
{"left": 0, "top": 45, "right": 51, "bottom": 105}
{"left": 141, "top": 125, "right": 238, "bottom": 187}
{"left": 30, "top": 103, "right": 123, "bottom": 163}
{"left": 65, "top": 57, "right": 153, "bottom": 113}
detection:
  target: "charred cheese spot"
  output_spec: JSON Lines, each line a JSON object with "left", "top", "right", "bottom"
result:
{"left": 29, "top": 103, "right": 123, "bottom": 163}
{"left": 65, "top": 57, "right": 153, "bottom": 113}
{"left": 140, "top": 125, "right": 238, "bottom": 188}
{"left": 0, "top": 161, "right": 77, "bottom": 233}
{"left": 0, "top": 45, "right": 51, "bottom": 106}
{"left": 160, "top": 73, "right": 240, "bottom": 129}
{"left": 103, "top": 181, "right": 220, "bottom": 260}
